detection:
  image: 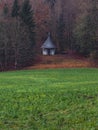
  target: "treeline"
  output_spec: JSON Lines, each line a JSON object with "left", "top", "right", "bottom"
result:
{"left": 0, "top": 0, "right": 35, "bottom": 70}
{"left": 74, "top": 0, "right": 98, "bottom": 56}
{"left": 0, "top": 0, "right": 98, "bottom": 70}
{"left": 45, "top": 0, "right": 98, "bottom": 56}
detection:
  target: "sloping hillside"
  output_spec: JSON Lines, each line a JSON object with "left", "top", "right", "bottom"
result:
{"left": 27, "top": 54, "right": 90, "bottom": 69}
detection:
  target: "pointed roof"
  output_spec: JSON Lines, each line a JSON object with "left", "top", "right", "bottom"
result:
{"left": 41, "top": 33, "right": 56, "bottom": 49}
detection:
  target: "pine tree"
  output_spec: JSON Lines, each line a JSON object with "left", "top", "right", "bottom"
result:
{"left": 74, "top": 0, "right": 98, "bottom": 55}
{"left": 45, "top": 0, "right": 57, "bottom": 45}
{"left": 0, "top": 19, "right": 35, "bottom": 70}
{"left": 20, "top": 0, "right": 35, "bottom": 43}
{"left": 89, "top": 0, "right": 98, "bottom": 49}
{"left": 20, "top": 0, "right": 35, "bottom": 30}
{"left": 11, "top": 0, "right": 35, "bottom": 68}
{"left": 11, "top": 0, "right": 20, "bottom": 17}
{"left": 57, "top": 13, "right": 66, "bottom": 52}
{"left": 3, "top": 4, "right": 9, "bottom": 17}
{"left": 11, "top": 0, "right": 20, "bottom": 68}
{"left": 45, "top": 0, "right": 56, "bottom": 9}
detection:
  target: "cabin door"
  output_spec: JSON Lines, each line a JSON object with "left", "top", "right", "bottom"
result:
{"left": 47, "top": 49, "right": 51, "bottom": 55}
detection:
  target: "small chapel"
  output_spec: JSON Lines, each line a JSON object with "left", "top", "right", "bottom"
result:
{"left": 41, "top": 33, "right": 56, "bottom": 55}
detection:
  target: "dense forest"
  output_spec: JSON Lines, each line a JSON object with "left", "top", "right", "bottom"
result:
{"left": 0, "top": 0, "right": 98, "bottom": 70}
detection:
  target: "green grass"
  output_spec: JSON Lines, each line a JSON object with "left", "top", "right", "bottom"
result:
{"left": 0, "top": 68, "right": 98, "bottom": 130}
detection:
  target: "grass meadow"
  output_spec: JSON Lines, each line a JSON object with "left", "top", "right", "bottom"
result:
{"left": 0, "top": 68, "right": 98, "bottom": 130}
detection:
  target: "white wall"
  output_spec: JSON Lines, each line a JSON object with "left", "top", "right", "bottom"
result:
{"left": 42, "top": 49, "right": 48, "bottom": 55}
{"left": 50, "top": 49, "right": 55, "bottom": 55}
{"left": 42, "top": 49, "right": 55, "bottom": 55}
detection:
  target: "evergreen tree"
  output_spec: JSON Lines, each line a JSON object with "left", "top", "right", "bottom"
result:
{"left": 10, "top": 0, "right": 35, "bottom": 69}
{"left": 0, "top": 19, "right": 35, "bottom": 70}
{"left": 89, "top": 0, "right": 98, "bottom": 49}
{"left": 45, "top": 0, "right": 56, "bottom": 9}
{"left": 45, "top": 0, "right": 57, "bottom": 45}
{"left": 20, "top": 0, "right": 35, "bottom": 43}
{"left": 11, "top": 0, "right": 20, "bottom": 68}
{"left": 74, "top": 0, "right": 98, "bottom": 55}
{"left": 57, "top": 13, "right": 66, "bottom": 52}
{"left": 11, "top": 0, "right": 20, "bottom": 17}
{"left": 3, "top": 4, "right": 9, "bottom": 17}
{"left": 20, "top": 0, "right": 35, "bottom": 30}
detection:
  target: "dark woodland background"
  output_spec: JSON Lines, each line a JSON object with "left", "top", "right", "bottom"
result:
{"left": 0, "top": 0, "right": 98, "bottom": 70}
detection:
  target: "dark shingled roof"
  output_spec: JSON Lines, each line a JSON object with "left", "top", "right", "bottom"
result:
{"left": 41, "top": 33, "right": 56, "bottom": 49}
